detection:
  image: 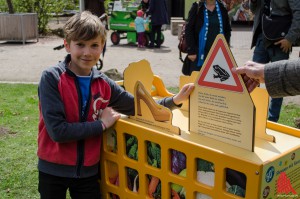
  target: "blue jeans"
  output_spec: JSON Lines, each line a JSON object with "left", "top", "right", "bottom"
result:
{"left": 252, "top": 34, "right": 289, "bottom": 122}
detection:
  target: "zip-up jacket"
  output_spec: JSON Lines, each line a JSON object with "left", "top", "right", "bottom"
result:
{"left": 38, "top": 54, "right": 178, "bottom": 178}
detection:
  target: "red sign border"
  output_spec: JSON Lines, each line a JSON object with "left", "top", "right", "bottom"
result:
{"left": 197, "top": 37, "right": 244, "bottom": 92}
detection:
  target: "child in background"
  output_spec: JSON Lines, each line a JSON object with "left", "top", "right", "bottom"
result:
{"left": 37, "top": 11, "right": 194, "bottom": 199}
{"left": 135, "top": 10, "right": 148, "bottom": 48}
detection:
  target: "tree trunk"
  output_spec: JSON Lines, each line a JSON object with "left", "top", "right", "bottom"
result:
{"left": 6, "top": 0, "right": 15, "bottom": 14}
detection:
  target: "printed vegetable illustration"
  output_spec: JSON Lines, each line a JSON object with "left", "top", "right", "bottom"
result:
{"left": 126, "top": 135, "right": 138, "bottom": 160}
{"left": 227, "top": 185, "right": 245, "bottom": 197}
{"left": 133, "top": 174, "right": 139, "bottom": 192}
{"left": 125, "top": 134, "right": 139, "bottom": 192}
{"left": 148, "top": 176, "right": 160, "bottom": 197}
{"left": 121, "top": 134, "right": 246, "bottom": 198}
{"left": 171, "top": 169, "right": 186, "bottom": 193}
{"left": 147, "top": 141, "right": 162, "bottom": 198}
{"left": 171, "top": 149, "right": 186, "bottom": 174}
{"left": 147, "top": 142, "right": 161, "bottom": 168}
{"left": 171, "top": 189, "right": 181, "bottom": 199}
{"left": 197, "top": 171, "right": 215, "bottom": 186}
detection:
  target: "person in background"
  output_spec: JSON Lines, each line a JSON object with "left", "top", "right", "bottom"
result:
{"left": 232, "top": 60, "right": 300, "bottom": 97}
{"left": 249, "top": 0, "right": 300, "bottom": 122}
{"left": 37, "top": 11, "right": 194, "bottom": 199}
{"left": 140, "top": 0, "right": 149, "bottom": 14}
{"left": 147, "top": 0, "right": 169, "bottom": 48}
{"left": 185, "top": 0, "right": 231, "bottom": 75}
{"left": 135, "top": 10, "right": 149, "bottom": 48}
{"left": 84, "top": 0, "right": 105, "bottom": 17}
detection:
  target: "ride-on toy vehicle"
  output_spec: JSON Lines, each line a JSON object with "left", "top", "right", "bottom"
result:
{"left": 109, "top": 6, "right": 164, "bottom": 46}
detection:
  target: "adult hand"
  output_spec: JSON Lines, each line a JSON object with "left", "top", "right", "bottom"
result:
{"left": 274, "top": 38, "right": 292, "bottom": 53}
{"left": 231, "top": 61, "right": 264, "bottom": 93}
{"left": 98, "top": 107, "right": 121, "bottom": 129}
{"left": 188, "top": 54, "right": 197, "bottom": 62}
{"left": 173, "top": 83, "right": 195, "bottom": 105}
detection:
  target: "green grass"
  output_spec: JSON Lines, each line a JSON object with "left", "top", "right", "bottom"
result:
{"left": 0, "top": 84, "right": 39, "bottom": 199}
{"left": 278, "top": 103, "right": 300, "bottom": 127}
{"left": 0, "top": 83, "right": 299, "bottom": 198}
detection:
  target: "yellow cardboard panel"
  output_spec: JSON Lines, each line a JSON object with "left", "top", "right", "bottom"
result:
{"left": 130, "top": 81, "right": 180, "bottom": 135}
{"left": 123, "top": 59, "right": 154, "bottom": 95}
{"left": 190, "top": 34, "right": 255, "bottom": 151}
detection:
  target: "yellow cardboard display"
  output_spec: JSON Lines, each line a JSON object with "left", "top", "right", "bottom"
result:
{"left": 190, "top": 34, "right": 255, "bottom": 151}
{"left": 100, "top": 58, "right": 300, "bottom": 198}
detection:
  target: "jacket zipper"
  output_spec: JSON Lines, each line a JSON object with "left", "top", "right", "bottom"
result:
{"left": 75, "top": 79, "right": 92, "bottom": 178}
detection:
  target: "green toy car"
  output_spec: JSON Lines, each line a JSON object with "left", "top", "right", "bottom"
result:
{"left": 109, "top": 8, "right": 164, "bottom": 46}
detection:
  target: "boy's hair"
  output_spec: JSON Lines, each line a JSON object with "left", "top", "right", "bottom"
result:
{"left": 63, "top": 11, "right": 106, "bottom": 44}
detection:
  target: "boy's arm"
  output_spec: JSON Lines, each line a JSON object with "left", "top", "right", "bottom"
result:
{"left": 39, "top": 69, "right": 103, "bottom": 143}
{"left": 156, "top": 83, "right": 195, "bottom": 110}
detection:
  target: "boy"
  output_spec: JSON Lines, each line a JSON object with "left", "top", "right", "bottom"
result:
{"left": 37, "top": 11, "right": 194, "bottom": 198}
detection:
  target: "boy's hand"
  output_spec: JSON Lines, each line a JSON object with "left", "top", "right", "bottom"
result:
{"left": 173, "top": 83, "right": 195, "bottom": 105}
{"left": 99, "top": 107, "right": 121, "bottom": 129}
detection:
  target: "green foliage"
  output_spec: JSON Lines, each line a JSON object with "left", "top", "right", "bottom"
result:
{"left": 0, "top": 0, "right": 78, "bottom": 34}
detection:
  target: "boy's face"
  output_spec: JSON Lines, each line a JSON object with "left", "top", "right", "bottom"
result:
{"left": 64, "top": 35, "right": 104, "bottom": 76}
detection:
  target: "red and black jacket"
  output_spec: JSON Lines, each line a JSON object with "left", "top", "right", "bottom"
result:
{"left": 37, "top": 54, "right": 177, "bottom": 178}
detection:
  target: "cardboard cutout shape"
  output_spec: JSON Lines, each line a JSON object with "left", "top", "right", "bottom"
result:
{"left": 123, "top": 59, "right": 154, "bottom": 95}
{"left": 190, "top": 34, "right": 255, "bottom": 151}
{"left": 131, "top": 81, "right": 180, "bottom": 134}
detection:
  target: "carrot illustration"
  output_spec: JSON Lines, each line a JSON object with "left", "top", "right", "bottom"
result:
{"left": 171, "top": 189, "right": 180, "bottom": 199}
{"left": 148, "top": 176, "right": 160, "bottom": 197}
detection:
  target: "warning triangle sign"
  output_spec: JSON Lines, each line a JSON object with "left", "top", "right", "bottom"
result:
{"left": 197, "top": 35, "right": 243, "bottom": 92}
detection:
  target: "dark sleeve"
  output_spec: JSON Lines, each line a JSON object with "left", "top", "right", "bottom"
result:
{"left": 148, "top": 0, "right": 154, "bottom": 15}
{"left": 220, "top": 4, "right": 232, "bottom": 44}
{"left": 185, "top": 2, "right": 199, "bottom": 55}
{"left": 103, "top": 75, "right": 136, "bottom": 115}
{"left": 264, "top": 59, "right": 300, "bottom": 97}
{"left": 285, "top": 0, "right": 300, "bottom": 44}
{"left": 39, "top": 69, "right": 103, "bottom": 143}
{"left": 250, "top": 0, "right": 260, "bottom": 14}
{"left": 102, "top": 74, "right": 180, "bottom": 115}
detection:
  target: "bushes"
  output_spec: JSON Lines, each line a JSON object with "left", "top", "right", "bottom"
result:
{"left": 0, "top": 0, "right": 78, "bottom": 34}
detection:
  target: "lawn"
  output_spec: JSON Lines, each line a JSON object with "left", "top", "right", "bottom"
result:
{"left": 0, "top": 83, "right": 299, "bottom": 198}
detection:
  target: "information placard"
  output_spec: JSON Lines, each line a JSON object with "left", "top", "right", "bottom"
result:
{"left": 189, "top": 34, "right": 255, "bottom": 151}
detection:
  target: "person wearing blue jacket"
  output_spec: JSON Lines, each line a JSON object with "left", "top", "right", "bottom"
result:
{"left": 147, "top": 0, "right": 169, "bottom": 48}
{"left": 135, "top": 10, "right": 149, "bottom": 48}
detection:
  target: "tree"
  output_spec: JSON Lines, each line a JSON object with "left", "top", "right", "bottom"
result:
{"left": 6, "top": 0, "right": 14, "bottom": 13}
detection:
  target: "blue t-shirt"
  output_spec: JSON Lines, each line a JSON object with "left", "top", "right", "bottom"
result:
{"left": 77, "top": 75, "right": 91, "bottom": 116}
